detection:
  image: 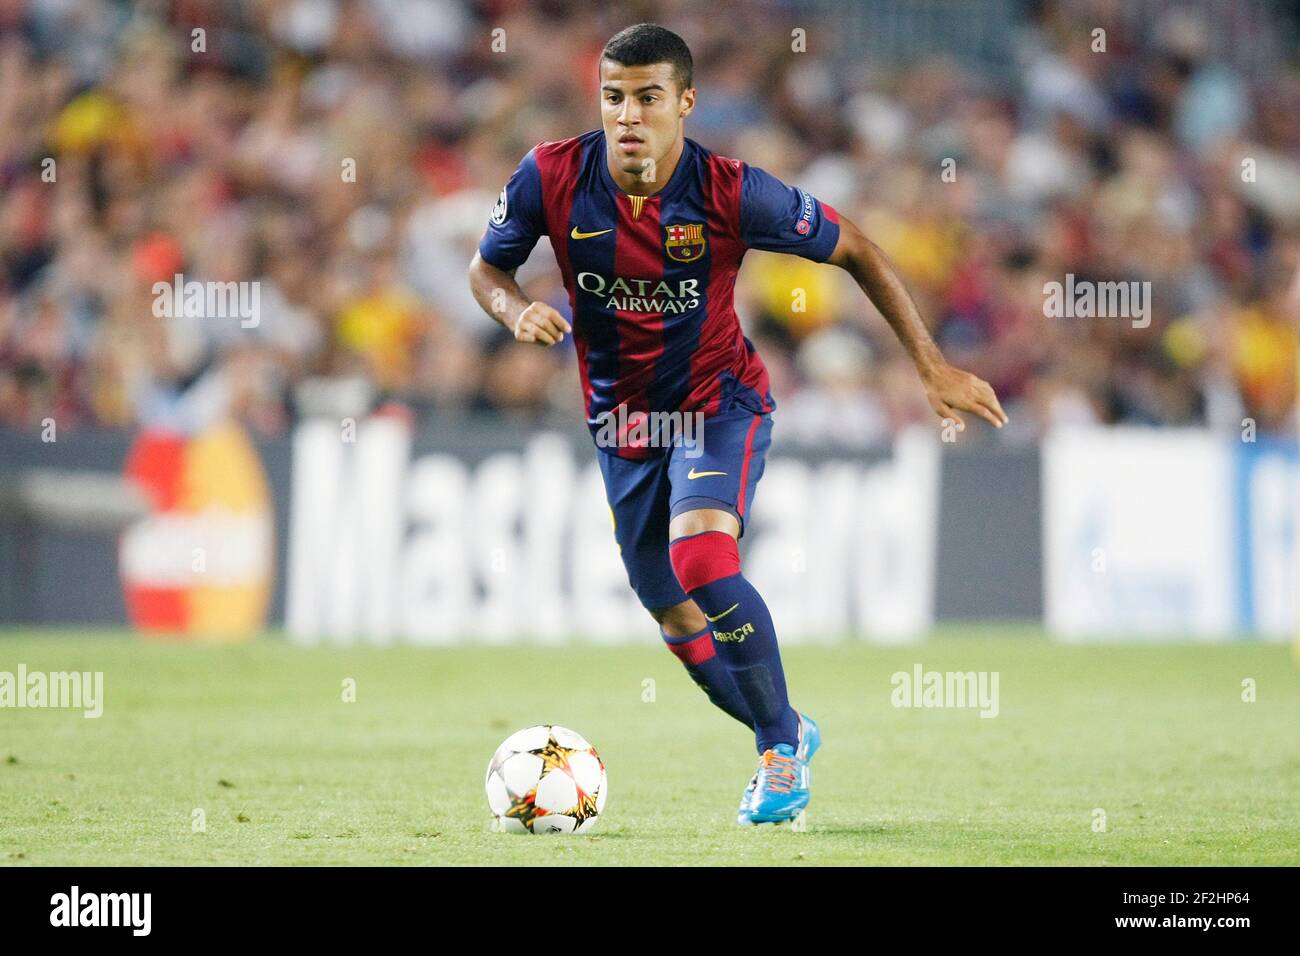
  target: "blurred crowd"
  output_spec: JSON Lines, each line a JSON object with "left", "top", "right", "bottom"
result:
{"left": 0, "top": 0, "right": 1297, "bottom": 446}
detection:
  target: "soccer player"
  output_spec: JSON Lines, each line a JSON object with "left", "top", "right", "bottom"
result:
{"left": 469, "top": 23, "right": 1007, "bottom": 825}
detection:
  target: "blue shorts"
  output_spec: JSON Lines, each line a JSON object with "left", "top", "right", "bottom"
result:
{"left": 596, "top": 404, "right": 774, "bottom": 610}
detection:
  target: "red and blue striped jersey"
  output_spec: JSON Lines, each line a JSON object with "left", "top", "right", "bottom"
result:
{"left": 478, "top": 129, "right": 840, "bottom": 459}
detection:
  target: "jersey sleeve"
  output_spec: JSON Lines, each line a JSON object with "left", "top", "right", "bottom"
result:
{"left": 739, "top": 163, "right": 840, "bottom": 262}
{"left": 478, "top": 148, "right": 546, "bottom": 271}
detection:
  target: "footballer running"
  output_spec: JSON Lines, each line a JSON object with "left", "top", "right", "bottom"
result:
{"left": 469, "top": 23, "right": 1008, "bottom": 825}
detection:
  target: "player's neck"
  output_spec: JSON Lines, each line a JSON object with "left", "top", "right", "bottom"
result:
{"left": 606, "top": 134, "right": 686, "bottom": 198}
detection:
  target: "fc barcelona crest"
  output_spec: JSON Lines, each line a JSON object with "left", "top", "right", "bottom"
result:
{"left": 664, "top": 223, "right": 706, "bottom": 262}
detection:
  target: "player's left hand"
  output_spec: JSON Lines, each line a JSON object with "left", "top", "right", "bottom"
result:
{"left": 921, "top": 363, "right": 1008, "bottom": 430}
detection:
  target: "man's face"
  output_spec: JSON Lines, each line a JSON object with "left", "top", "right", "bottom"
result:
{"left": 599, "top": 59, "right": 694, "bottom": 179}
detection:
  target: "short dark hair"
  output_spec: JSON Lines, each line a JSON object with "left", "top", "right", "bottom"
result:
{"left": 601, "top": 23, "right": 693, "bottom": 92}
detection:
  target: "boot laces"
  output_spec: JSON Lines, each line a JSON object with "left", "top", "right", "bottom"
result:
{"left": 758, "top": 750, "right": 797, "bottom": 794}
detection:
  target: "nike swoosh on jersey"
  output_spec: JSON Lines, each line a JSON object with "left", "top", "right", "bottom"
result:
{"left": 687, "top": 468, "right": 727, "bottom": 479}
{"left": 570, "top": 226, "right": 613, "bottom": 239}
{"left": 705, "top": 602, "right": 740, "bottom": 623}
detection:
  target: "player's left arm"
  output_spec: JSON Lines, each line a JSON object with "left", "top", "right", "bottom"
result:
{"left": 739, "top": 163, "right": 1006, "bottom": 430}
{"left": 827, "top": 216, "right": 1007, "bottom": 430}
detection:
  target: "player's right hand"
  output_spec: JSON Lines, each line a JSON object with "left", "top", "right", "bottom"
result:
{"left": 514, "top": 301, "right": 572, "bottom": 346}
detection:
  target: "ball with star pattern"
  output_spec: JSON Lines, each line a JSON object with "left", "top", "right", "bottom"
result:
{"left": 485, "top": 725, "right": 608, "bottom": 834}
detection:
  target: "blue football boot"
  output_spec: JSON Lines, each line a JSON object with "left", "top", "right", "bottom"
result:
{"left": 737, "top": 712, "right": 820, "bottom": 826}
{"left": 736, "top": 771, "right": 759, "bottom": 826}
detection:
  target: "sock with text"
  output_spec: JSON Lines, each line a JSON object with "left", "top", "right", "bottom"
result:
{"left": 661, "top": 625, "right": 754, "bottom": 730}
{"left": 669, "top": 530, "right": 800, "bottom": 753}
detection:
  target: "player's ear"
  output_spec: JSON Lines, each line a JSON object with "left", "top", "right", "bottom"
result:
{"left": 679, "top": 86, "right": 695, "bottom": 118}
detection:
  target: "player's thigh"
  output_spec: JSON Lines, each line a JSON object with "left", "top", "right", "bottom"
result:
{"left": 667, "top": 406, "right": 774, "bottom": 538}
{"left": 596, "top": 450, "right": 689, "bottom": 610}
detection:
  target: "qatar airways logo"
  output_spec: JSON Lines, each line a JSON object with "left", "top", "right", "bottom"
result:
{"left": 577, "top": 273, "right": 700, "bottom": 314}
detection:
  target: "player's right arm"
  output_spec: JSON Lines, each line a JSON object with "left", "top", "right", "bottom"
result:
{"left": 468, "top": 148, "right": 571, "bottom": 347}
{"left": 468, "top": 255, "right": 571, "bottom": 346}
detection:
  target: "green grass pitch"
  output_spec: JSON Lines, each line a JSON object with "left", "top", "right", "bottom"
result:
{"left": 1, "top": 626, "right": 1297, "bottom": 866}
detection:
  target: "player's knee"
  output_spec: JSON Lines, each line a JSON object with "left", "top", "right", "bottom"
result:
{"left": 668, "top": 529, "right": 741, "bottom": 594}
{"left": 649, "top": 601, "right": 706, "bottom": 637}
{"left": 668, "top": 507, "right": 739, "bottom": 541}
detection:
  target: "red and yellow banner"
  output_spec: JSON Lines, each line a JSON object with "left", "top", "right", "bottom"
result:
{"left": 119, "top": 421, "right": 273, "bottom": 639}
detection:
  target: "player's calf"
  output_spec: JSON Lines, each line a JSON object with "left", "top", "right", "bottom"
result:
{"left": 652, "top": 603, "right": 754, "bottom": 730}
{"left": 668, "top": 526, "right": 800, "bottom": 753}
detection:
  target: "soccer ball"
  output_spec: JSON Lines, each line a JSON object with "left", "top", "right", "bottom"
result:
{"left": 485, "top": 725, "right": 607, "bottom": 834}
